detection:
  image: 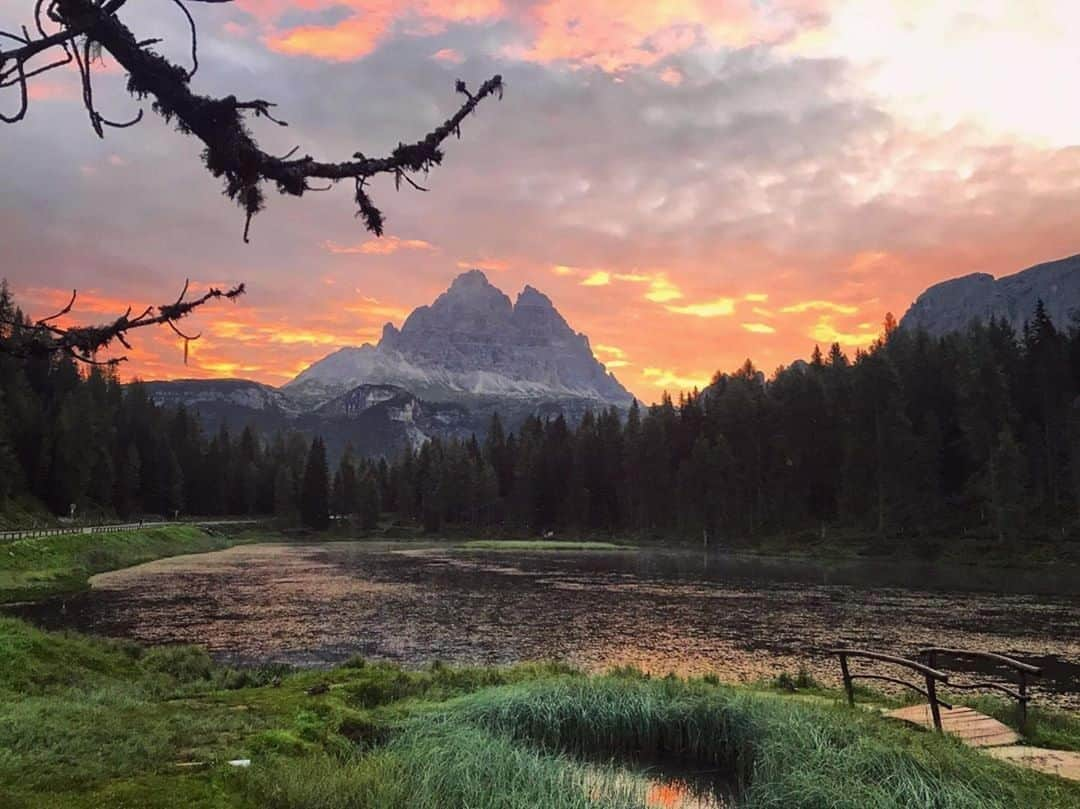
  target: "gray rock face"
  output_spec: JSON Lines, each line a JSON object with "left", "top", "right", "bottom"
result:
{"left": 901, "top": 254, "right": 1080, "bottom": 337}
{"left": 141, "top": 272, "right": 632, "bottom": 461}
{"left": 142, "top": 378, "right": 300, "bottom": 415}
{"left": 284, "top": 269, "right": 633, "bottom": 409}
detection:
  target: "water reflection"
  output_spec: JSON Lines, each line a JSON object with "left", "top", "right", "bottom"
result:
{"left": 646, "top": 778, "right": 728, "bottom": 809}
{"left": 7, "top": 541, "right": 1080, "bottom": 708}
{"left": 581, "top": 756, "right": 734, "bottom": 809}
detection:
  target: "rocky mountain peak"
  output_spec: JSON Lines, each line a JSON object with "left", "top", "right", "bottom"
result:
{"left": 285, "top": 269, "right": 634, "bottom": 409}
{"left": 900, "top": 253, "right": 1080, "bottom": 337}
{"left": 515, "top": 285, "right": 555, "bottom": 310}
{"left": 440, "top": 269, "right": 512, "bottom": 311}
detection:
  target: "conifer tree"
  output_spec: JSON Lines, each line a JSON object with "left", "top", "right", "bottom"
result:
{"left": 300, "top": 437, "right": 331, "bottom": 530}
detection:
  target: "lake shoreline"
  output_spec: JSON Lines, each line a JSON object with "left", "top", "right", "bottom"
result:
{"left": 2, "top": 529, "right": 1079, "bottom": 807}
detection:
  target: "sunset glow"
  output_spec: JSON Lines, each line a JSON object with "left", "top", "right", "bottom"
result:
{"left": 3, "top": 0, "right": 1079, "bottom": 401}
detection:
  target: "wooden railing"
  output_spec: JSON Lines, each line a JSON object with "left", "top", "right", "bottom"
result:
{"left": 918, "top": 647, "right": 1041, "bottom": 728}
{"left": 827, "top": 648, "right": 952, "bottom": 730}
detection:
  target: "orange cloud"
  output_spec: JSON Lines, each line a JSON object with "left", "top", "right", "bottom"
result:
{"left": 343, "top": 295, "right": 410, "bottom": 321}
{"left": 780, "top": 300, "right": 859, "bottom": 315}
{"left": 457, "top": 259, "right": 510, "bottom": 272}
{"left": 507, "top": 0, "right": 825, "bottom": 71}
{"left": 251, "top": 0, "right": 825, "bottom": 71}
{"left": 576, "top": 269, "right": 685, "bottom": 304}
{"left": 20, "top": 287, "right": 152, "bottom": 320}
{"left": 658, "top": 66, "right": 684, "bottom": 86}
{"left": 267, "top": 17, "right": 390, "bottom": 61}
{"left": 809, "top": 317, "right": 881, "bottom": 346}
{"left": 665, "top": 298, "right": 737, "bottom": 317}
{"left": 325, "top": 236, "right": 434, "bottom": 255}
{"left": 642, "top": 366, "right": 711, "bottom": 391}
{"left": 432, "top": 48, "right": 465, "bottom": 63}
{"left": 642, "top": 275, "right": 682, "bottom": 303}
{"left": 742, "top": 322, "right": 776, "bottom": 334}
{"left": 593, "top": 344, "right": 626, "bottom": 358}
{"left": 263, "top": 0, "right": 503, "bottom": 60}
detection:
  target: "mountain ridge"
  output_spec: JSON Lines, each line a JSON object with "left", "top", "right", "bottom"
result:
{"left": 284, "top": 269, "right": 632, "bottom": 409}
{"left": 900, "top": 253, "right": 1080, "bottom": 336}
{"left": 142, "top": 270, "right": 633, "bottom": 459}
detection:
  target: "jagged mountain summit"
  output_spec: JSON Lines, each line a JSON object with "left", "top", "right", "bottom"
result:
{"left": 142, "top": 270, "right": 632, "bottom": 460}
{"left": 284, "top": 270, "right": 633, "bottom": 409}
{"left": 900, "top": 253, "right": 1080, "bottom": 337}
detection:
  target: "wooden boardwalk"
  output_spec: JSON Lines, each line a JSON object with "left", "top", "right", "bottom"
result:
{"left": 885, "top": 705, "right": 1020, "bottom": 748}
{"left": 885, "top": 704, "right": 1080, "bottom": 782}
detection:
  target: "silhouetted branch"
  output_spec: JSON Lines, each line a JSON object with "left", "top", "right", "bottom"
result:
{"left": 0, "top": 0, "right": 503, "bottom": 241}
{"left": 0, "top": 280, "right": 245, "bottom": 364}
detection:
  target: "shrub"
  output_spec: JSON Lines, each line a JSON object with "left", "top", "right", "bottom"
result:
{"left": 138, "top": 645, "right": 214, "bottom": 682}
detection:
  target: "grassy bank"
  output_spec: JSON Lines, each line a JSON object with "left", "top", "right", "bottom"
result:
{"left": 0, "top": 525, "right": 261, "bottom": 604}
{"left": 1, "top": 618, "right": 1078, "bottom": 809}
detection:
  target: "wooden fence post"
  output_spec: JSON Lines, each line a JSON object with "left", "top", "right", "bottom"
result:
{"left": 925, "top": 674, "right": 943, "bottom": 731}
{"left": 1019, "top": 671, "right": 1028, "bottom": 730}
{"left": 839, "top": 653, "right": 854, "bottom": 707}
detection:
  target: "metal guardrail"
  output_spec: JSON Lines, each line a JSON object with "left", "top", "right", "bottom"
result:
{"left": 0, "top": 519, "right": 259, "bottom": 543}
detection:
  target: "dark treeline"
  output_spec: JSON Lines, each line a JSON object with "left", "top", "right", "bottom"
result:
{"left": 0, "top": 283, "right": 382, "bottom": 527}
{"left": 387, "top": 307, "right": 1080, "bottom": 545}
{"left": 4, "top": 276, "right": 1080, "bottom": 545}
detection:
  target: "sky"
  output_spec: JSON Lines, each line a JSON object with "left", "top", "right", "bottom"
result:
{"left": 2, "top": 0, "right": 1080, "bottom": 401}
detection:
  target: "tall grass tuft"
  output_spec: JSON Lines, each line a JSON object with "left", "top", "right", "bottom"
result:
{"left": 445, "top": 676, "right": 1080, "bottom": 808}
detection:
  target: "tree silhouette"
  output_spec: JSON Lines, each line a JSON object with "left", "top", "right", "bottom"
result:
{"left": 0, "top": 278, "right": 244, "bottom": 365}
{"left": 300, "top": 436, "right": 330, "bottom": 530}
{"left": 1, "top": 0, "right": 502, "bottom": 241}
{"left": 0, "top": 0, "right": 501, "bottom": 362}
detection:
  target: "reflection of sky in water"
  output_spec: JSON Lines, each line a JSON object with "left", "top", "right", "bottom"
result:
{"left": 9, "top": 541, "right": 1080, "bottom": 709}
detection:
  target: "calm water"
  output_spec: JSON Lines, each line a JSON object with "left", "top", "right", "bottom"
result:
{"left": 10, "top": 541, "right": 1080, "bottom": 708}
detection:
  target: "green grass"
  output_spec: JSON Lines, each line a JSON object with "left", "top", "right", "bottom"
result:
{"left": 1, "top": 617, "right": 1078, "bottom": 809}
{"left": 966, "top": 696, "right": 1080, "bottom": 752}
{"left": 0, "top": 525, "right": 257, "bottom": 604}
{"left": 2, "top": 527, "right": 1077, "bottom": 808}
{"left": 456, "top": 540, "right": 631, "bottom": 552}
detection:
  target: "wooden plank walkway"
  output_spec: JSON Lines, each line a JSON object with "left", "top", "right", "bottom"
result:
{"left": 885, "top": 704, "right": 1080, "bottom": 782}
{"left": 885, "top": 705, "right": 1020, "bottom": 748}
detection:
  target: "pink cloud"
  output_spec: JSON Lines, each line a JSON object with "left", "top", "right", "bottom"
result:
{"left": 432, "top": 47, "right": 465, "bottom": 64}
{"left": 258, "top": 0, "right": 502, "bottom": 60}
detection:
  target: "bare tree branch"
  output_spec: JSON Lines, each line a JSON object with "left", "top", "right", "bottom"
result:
{"left": 0, "top": 0, "right": 503, "bottom": 241}
{"left": 0, "top": 280, "right": 245, "bottom": 364}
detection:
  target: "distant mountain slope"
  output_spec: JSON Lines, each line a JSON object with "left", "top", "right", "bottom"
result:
{"left": 901, "top": 253, "right": 1080, "bottom": 336}
{"left": 141, "top": 270, "right": 631, "bottom": 459}
{"left": 141, "top": 379, "right": 300, "bottom": 435}
{"left": 284, "top": 270, "right": 632, "bottom": 409}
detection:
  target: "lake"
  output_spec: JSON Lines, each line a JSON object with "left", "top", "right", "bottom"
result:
{"left": 10, "top": 540, "right": 1080, "bottom": 708}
